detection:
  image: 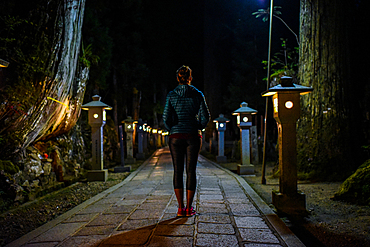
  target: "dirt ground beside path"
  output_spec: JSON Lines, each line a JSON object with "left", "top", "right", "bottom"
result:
{"left": 0, "top": 161, "right": 144, "bottom": 247}
{"left": 223, "top": 162, "right": 370, "bottom": 247}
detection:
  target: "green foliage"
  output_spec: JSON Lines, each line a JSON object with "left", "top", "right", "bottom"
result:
{"left": 79, "top": 42, "right": 99, "bottom": 68}
{"left": 262, "top": 39, "right": 299, "bottom": 82}
{"left": 333, "top": 161, "right": 370, "bottom": 205}
{"left": 253, "top": 6, "right": 299, "bottom": 45}
{"left": 0, "top": 160, "right": 19, "bottom": 174}
{"left": 252, "top": 6, "right": 282, "bottom": 22}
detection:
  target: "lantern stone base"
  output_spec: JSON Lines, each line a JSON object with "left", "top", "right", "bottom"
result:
{"left": 114, "top": 165, "right": 131, "bottom": 173}
{"left": 237, "top": 164, "right": 255, "bottom": 175}
{"left": 216, "top": 155, "right": 227, "bottom": 163}
{"left": 125, "top": 157, "right": 136, "bottom": 164}
{"left": 87, "top": 169, "right": 108, "bottom": 182}
{"left": 272, "top": 190, "right": 307, "bottom": 216}
{"left": 136, "top": 152, "right": 145, "bottom": 160}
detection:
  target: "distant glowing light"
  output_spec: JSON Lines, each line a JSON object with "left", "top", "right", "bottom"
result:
{"left": 220, "top": 123, "right": 224, "bottom": 128}
{"left": 285, "top": 101, "right": 293, "bottom": 109}
{"left": 243, "top": 117, "right": 249, "bottom": 122}
{"left": 93, "top": 114, "right": 99, "bottom": 119}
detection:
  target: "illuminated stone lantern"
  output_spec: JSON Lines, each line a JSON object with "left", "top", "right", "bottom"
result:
{"left": 233, "top": 102, "right": 258, "bottom": 175}
{"left": 123, "top": 116, "right": 136, "bottom": 164}
{"left": 157, "top": 129, "right": 163, "bottom": 148}
{"left": 136, "top": 119, "right": 145, "bottom": 160}
{"left": 262, "top": 76, "right": 313, "bottom": 215}
{"left": 213, "top": 114, "right": 230, "bottom": 163}
{"left": 82, "top": 95, "right": 112, "bottom": 182}
{"left": 147, "top": 126, "right": 154, "bottom": 149}
{"left": 0, "top": 59, "right": 9, "bottom": 84}
{"left": 143, "top": 124, "right": 149, "bottom": 151}
{"left": 201, "top": 129, "right": 207, "bottom": 151}
{"left": 162, "top": 131, "right": 169, "bottom": 146}
{"left": 0, "top": 58, "right": 9, "bottom": 68}
{"left": 151, "top": 128, "right": 158, "bottom": 149}
{"left": 161, "top": 130, "right": 165, "bottom": 146}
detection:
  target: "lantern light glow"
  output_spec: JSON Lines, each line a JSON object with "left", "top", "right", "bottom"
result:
{"left": 285, "top": 101, "right": 293, "bottom": 109}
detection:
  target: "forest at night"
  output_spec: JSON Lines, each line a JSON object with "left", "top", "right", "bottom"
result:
{"left": 1, "top": 0, "right": 370, "bottom": 213}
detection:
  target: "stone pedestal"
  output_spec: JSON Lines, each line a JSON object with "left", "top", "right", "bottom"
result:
{"left": 87, "top": 169, "right": 108, "bottom": 182}
{"left": 251, "top": 126, "right": 259, "bottom": 165}
{"left": 125, "top": 157, "right": 136, "bottom": 164}
{"left": 114, "top": 166, "right": 131, "bottom": 173}
{"left": 272, "top": 190, "right": 307, "bottom": 216}
{"left": 136, "top": 125, "right": 145, "bottom": 160}
{"left": 114, "top": 125, "right": 131, "bottom": 173}
{"left": 126, "top": 131, "right": 136, "bottom": 164}
{"left": 136, "top": 153, "right": 145, "bottom": 160}
{"left": 237, "top": 164, "right": 255, "bottom": 175}
{"left": 238, "top": 128, "right": 254, "bottom": 175}
{"left": 216, "top": 155, "right": 227, "bottom": 163}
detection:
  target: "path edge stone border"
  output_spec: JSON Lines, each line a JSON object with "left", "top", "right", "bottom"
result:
{"left": 6, "top": 150, "right": 160, "bottom": 247}
{"left": 199, "top": 155, "right": 306, "bottom": 247}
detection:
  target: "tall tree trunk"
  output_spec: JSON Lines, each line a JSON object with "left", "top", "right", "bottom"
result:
{"left": 0, "top": 0, "right": 87, "bottom": 159}
{"left": 113, "top": 69, "right": 119, "bottom": 133}
{"left": 297, "top": 0, "right": 355, "bottom": 179}
{"left": 132, "top": 87, "right": 141, "bottom": 121}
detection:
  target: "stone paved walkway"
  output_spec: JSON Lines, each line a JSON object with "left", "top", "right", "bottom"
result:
{"left": 7, "top": 148, "right": 305, "bottom": 247}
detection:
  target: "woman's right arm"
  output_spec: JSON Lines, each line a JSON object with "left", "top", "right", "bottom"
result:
{"left": 198, "top": 94, "right": 210, "bottom": 129}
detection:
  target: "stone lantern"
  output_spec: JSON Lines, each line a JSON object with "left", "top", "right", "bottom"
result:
{"left": 147, "top": 126, "right": 154, "bottom": 149}
{"left": 0, "top": 58, "right": 9, "bottom": 68}
{"left": 123, "top": 116, "right": 136, "bottom": 164}
{"left": 82, "top": 95, "right": 112, "bottom": 182}
{"left": 136, "top": 118, "right": 145, "bottom": 160}
{"left": 232, "top": 102, "right": 258, "bottom": 175}
{"left": 262, "top": 76, "right": 313, "bottom": 215}
{"left": 151, "top": 128, "right": 157, "bottom": 149}
{"left": 162, "top": 131, "right": 169, "bottom": 146}
{"left": 143, "top": 124, "right": 149, "bottom": 152}
{"left": 157, "top": 129, "right": 163, "bottom": 148}
{"left": 114, "top": 125, "right": 131, "bottom": 173}
{"left": 213, "top": 114, "right": 230, "bottom": 163}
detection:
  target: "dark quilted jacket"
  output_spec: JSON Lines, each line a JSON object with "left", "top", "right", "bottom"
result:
{"left": 163, "top": 84, "right": 210, "bottom": 135}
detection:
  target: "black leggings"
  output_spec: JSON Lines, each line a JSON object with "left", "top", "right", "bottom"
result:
{"left": 169, "top": 136, "right": 201, "bottom": 191}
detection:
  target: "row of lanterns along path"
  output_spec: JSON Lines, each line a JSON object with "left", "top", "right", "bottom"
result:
{"left": 82, "top": 76, "right": 312, "bottom": 216}
{"left": 82, "top": 97, "right": 169, "bottom": 180}
{"left": 213, "top": 102, "right": 258, "bottom": 175}
{"left": 214, "top": 76, "right": 312, "bottom": 216}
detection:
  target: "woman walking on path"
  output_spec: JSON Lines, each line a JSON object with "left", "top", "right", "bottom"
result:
{"left": 163, "top": 65, "right": 210, "bottom": 217}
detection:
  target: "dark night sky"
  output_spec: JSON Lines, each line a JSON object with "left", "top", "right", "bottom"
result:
{"left": 142, "top": 0, "right": 300, "bottom": 89}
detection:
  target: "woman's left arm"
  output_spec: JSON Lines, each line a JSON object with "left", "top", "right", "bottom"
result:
{"left": 163, "top": 95, "right": 174, "bottom": 131}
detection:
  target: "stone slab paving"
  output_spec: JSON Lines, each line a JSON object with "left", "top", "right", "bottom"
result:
{"left": 7, "top": 148, "right": 305, "bottom": 247}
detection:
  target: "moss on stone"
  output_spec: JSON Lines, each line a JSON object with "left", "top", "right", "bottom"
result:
{"left": 333, "top": 160, "right": 370, "bottom": 205}
{"left": 0, "top": 160, "right": 20, "bottom": 175}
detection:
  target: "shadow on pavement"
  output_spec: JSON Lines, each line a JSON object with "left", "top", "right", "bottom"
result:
{"left": 98, "top": 217, "right": 193, "bottom": 246}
